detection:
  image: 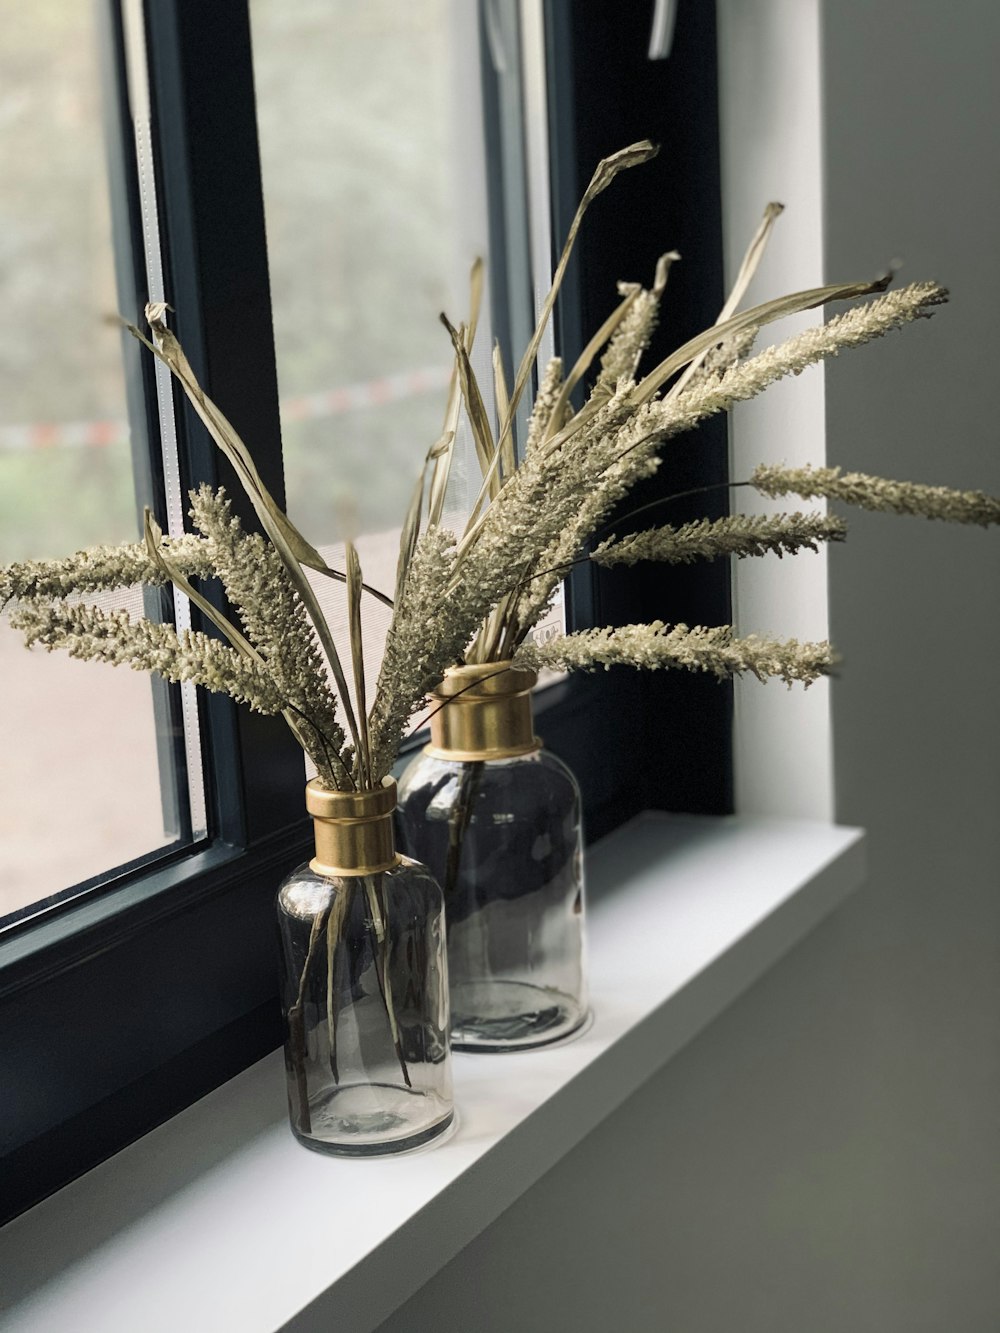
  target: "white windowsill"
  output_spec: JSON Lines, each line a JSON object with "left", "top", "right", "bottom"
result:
{"left": 0, "top": 813, "right": 865, "bottom": 1333}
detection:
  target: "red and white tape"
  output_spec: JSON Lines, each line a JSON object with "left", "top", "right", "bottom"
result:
{"left": 0, "top": 364, "right": 453, "bottom": 453}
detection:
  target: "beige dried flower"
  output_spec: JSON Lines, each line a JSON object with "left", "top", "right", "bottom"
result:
{"left": 449, "top": 281, "right": 949, "bottom": 666}
{"left": 524, "top": 357, "right": 566, "bottom": 454}
{"left": 593, "top": 512, "right": 848, "bottom": 567}
{"left": 751, "top": 463, "right": 1000, "bottom": 526}
{"left": 2, "top": 479, "right": 353, "bottom": 788}
{"left": 626, "top": 283, "right": 949, "bottom": 454}
{"left": 368, "top": 526, "right": 464, "bottom": 777}
{"left": 683, "top": 324, "right": 760, "bottom": 389}
{"left": 188, "top": 486, "right": 346, "bottom": 786}
{"left": 11, "top": 600, "right": 286, "bottom": 714}
{"left": 516, "top": 621, "right": 834, "bottom": 686}
{"left": 0, "top": 535, "right": 212, "bottom": 607}
{"left": 596, "top": 253, "right": 676, "bottom": 394}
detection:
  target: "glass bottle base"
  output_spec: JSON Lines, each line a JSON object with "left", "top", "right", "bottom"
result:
{"left": 450, "top": 980, "right": 587, "bottom": 1052}
{"left": 291, "top": 1083, "right": 454, "bottom": 1157}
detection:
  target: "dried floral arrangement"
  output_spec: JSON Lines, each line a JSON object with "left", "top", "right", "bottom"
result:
{"left": 3, "top": 141, "right": 999, "bottom": 796}
{"left": 388, "top": 142, "right": 996, "bottom": 707}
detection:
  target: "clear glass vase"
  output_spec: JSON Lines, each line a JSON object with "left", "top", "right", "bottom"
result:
{"left": 396, "top": 663, "right": 587, "bottom": 1052}
{"left": 277, "top": 779, "right": 453, "bottom": 1155}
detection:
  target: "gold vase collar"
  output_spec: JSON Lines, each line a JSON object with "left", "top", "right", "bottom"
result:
{"left": 306, "top": 777, "right": 400, "bottom": 877}
{"left": 426, "top": 661, "right": 540, "bottom": 762}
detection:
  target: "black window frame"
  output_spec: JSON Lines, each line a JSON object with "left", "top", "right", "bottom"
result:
{"left": 0, "top": 0, "right": 729, "bottom": 1226}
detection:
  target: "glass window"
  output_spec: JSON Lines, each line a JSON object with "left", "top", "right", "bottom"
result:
{"left": 0, "top": 0, "right": 189, "bottom": 924}
{"left": 252, "top": 0, "right": 487, "bottom": 536}
{"left": 251, "top": 0, "right": 494, "bottom": 711}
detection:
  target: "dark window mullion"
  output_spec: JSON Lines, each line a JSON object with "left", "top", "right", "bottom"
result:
{"left": 102, "top": 0, "right": 194, "bottom": 850}
{"left": 540, "top": 0, "right": 733, "bottom": 820}
{"left": 144, "top": 0, "right": 304, "bottom": 842}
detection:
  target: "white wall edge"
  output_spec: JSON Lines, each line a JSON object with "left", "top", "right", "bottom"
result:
{"left": 717, "top": 0, "right": 834, "bottom": 821}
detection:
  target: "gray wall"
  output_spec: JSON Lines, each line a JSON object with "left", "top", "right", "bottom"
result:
{"left": 377, "top": 4, "right": 1000, "bottom": 1328}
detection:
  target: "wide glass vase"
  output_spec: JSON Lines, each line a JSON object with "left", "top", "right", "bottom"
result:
{"left": 396, "top": 663, "right": 587, "bottom": 1052}
{"left": 277, "top": 779, "right": 453, "bottom": 1155}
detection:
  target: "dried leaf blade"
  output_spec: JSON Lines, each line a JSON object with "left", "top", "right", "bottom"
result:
{"left": 345, "top": 539, "right": 371, "bottom": 787}
{"left": 632, "top": 272, "right": 893, "bottom": 404}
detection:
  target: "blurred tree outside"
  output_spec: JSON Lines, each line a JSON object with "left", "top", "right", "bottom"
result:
{"left": 0, "top": 0, "right": 135, "bottom": 562}
{"left": 252, "top": 0, "right": 467, "bottom": 543}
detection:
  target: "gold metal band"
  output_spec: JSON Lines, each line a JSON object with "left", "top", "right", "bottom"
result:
{"left": 306, "top": 777, "right": 400, "bottom": 877}
{"left": 426, "top": 661, "right": 541, "bottom": 762}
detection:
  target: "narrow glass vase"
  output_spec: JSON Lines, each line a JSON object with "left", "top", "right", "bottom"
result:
{"left": 396, "top": 663, "right": 587, "bottom": 1052}
{"left": 277, "top": 779, "right": 453, "bottom": 1155}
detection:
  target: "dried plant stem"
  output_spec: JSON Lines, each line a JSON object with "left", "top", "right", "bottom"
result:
{"left": 603, "top": 285, "right": 950, "bottom": 483}
{"left": 132, "top": 308, "right": 366, "bottom": 787}
{"left": 444, "top": 761, "right": 484, "bottom": 902}
{"left": 492, "top": 482, "right": 774, "bottom": 603}
{"left": 286, "top": 1002, "right": 313, "bottom": 1135}
{"left": 593, "top": 481, "right": 754, "bottom": 537}
{"left": 345, "top": 540, "right": 372, "bottom": 787}
{"left": 324, "top": 886, "right": 351, "bottom": 1085}
{"left": 364, "top": 877, "right": 411, "bottom": 1089}
{"left": 629, "top": 272, "right": 895, "bottom": 406}
{"left": 287, "top": 904, "right": 332, "bottom": 1135}
{"left": 465, "top": 141, "right": 660, "bottom": 523}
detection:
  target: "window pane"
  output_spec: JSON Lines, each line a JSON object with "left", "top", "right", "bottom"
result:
{"left": 0, "top": 1, "right": 183, "bottom": 923}
{"left": 251, "top": 0, "right": 490, "bottom": 702}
